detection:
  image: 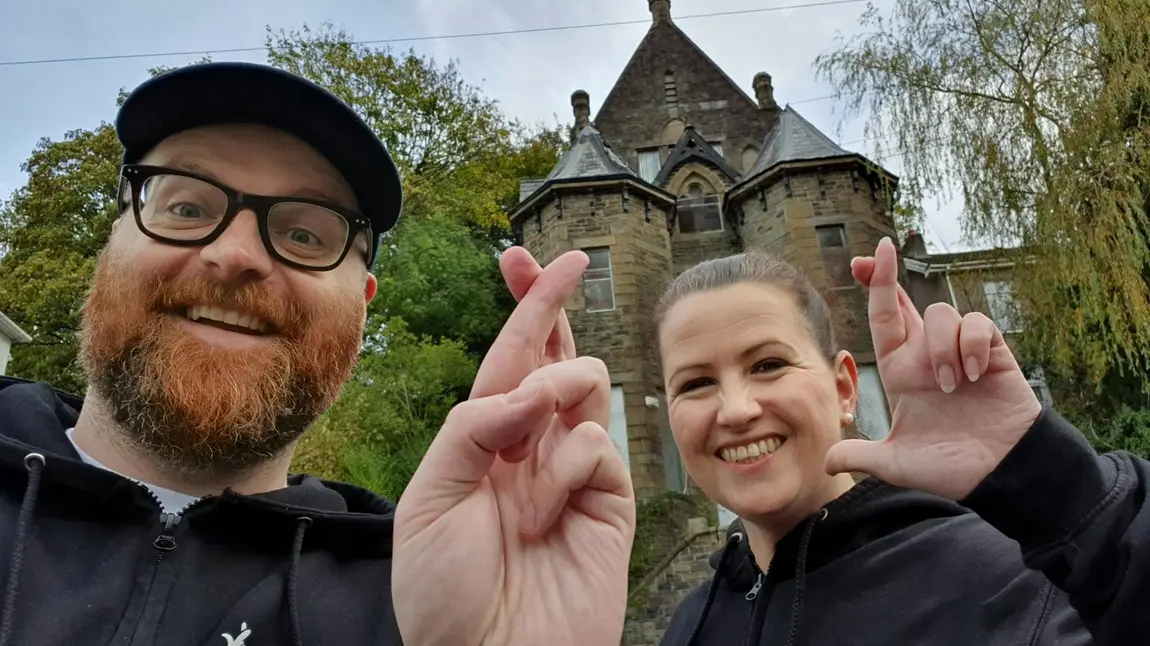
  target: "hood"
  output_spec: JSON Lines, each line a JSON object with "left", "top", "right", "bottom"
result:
{"left": 682, "top": 477, "right": 970, "bottom": 646}
{"left": 711, "top": 477, "right": 969, "bottom": 589}
{"left": 0, "top": 376, "right": 397, "bottom": 646}
{"left": 0, "top": 376, "right": 395, "bottom": 547}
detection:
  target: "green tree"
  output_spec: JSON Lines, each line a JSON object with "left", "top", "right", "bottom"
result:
{"left": 0, "top": 124, "right": 122, "bottom": 392}
{"left": 814, "top": 0, "right": 1150, "bottom": 408}
{"left": 368, "top": 215, "right": 510, "bottom": 355}
{"left": 291, "top": 318, "right": 478, "bottom": 499}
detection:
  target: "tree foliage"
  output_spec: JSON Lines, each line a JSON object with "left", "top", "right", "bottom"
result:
{"left": 291, "top": 318, "right": 478, "bottom": 500}
{"left": 814, "top": 0, "right": 1150, "bottom": 400}
{"left": 0, "top": 124, "right": 122, "bottom": 392}
{"left": 265, "top": 23, "right": 565, "bottom": 232}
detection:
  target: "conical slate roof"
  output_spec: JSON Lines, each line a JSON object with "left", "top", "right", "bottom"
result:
{"left": 545, "top": 125, "right": 638, "bottom": 183}
{"left": 741, "top": 106, "right": 852, "bottom": 182}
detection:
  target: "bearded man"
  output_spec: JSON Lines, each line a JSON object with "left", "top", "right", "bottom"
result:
{"left": 0, "top": 62, "right": 637, "bottom": 646}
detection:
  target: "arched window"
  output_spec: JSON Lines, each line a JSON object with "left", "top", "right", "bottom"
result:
{"left": 677, "top": 178, "right": 723, "bottom": 233}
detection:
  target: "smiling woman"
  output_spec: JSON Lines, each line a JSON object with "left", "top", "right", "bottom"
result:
{"left": 651, "top": 250, "right": 1098, "bottom": 646}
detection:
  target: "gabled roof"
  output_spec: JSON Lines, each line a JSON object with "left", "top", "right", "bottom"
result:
{"left": 742, "top": 106, "right": 852, "bottom": 180}
{"left": 596, "top": 19, "right": 757, "bottom": 123}
{"left": 545, "top": 125, "right": 638, "bottom": 183}
{"left": 654, "top": 125, "right": 741, "bottom": 186}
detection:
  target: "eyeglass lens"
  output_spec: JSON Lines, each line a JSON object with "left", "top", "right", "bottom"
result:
{"left": 138, "top": 173, "right": 351, "bottom": 267}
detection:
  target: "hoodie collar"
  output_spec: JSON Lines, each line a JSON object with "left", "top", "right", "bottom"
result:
{"left": 711, "top": 477, "right": 970, "bottom": 590}
{"left": 0, "top": 376, "right": 395, "bottom": 548}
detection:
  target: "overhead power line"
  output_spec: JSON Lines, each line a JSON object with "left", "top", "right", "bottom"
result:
{"left": 0, "top": 0, "right": 866, "bottom": 68}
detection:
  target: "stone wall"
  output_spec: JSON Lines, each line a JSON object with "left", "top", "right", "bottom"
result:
{"left": 623, "top": 527, "right": 726, "bottom": 646}
{"left": 733, "top": 166, "right": 899, "bottom": 362}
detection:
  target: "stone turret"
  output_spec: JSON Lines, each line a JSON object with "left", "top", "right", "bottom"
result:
{"left": 508, "top": 126, "right": 678, "bottom": 498}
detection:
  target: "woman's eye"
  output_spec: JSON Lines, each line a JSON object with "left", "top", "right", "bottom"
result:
{"left": 752, "top": 359, "right": 786, "bottom": 373}
{"left": 678, "top": 378, "right": 714, "bottom": 394}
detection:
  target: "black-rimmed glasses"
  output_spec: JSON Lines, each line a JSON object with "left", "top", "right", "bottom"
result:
{"left": 118, "top": 164, "right": 374, "bottom": 271}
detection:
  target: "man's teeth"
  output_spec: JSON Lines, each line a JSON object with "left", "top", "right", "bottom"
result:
{"left": 720, "top": 438, "right": 783, "bottom": 463}
{"left": 186, "top": 305, "right": 269, "bottom": 333}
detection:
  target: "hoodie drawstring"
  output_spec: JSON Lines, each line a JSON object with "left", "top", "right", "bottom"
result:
{"left": 0, "top": 453, "right": 45, "bottom": 646}
{"left": 690, "top": 509, "right": 826, "bottom": 646}
{"left": 285, "top": 516, "right": 312, "bottom": 646}
{"left": 684, "top": 529, "right": 743, "bottom": 645}
{"left": 782, "top": 508, "right": 825, "bottom": 646}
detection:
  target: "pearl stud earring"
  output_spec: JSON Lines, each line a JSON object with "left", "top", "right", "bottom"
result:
{"left": 841, "top": 412, "right": 855, "bottom": 427}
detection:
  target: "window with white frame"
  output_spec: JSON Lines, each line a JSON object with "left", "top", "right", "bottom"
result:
{"left": 584, "top": 247, "right": 615, "bottom": 312}
{"left": 677, "top": 183, "right": 723, "bottom": 233}
{"left": 637, "top": 149, "right": 661, "bottom": 183}
{"left": 815, "top": 224, "right": 853, "bottom": 287}
{"left": 983, "top": 281, "right": 1020, "bottom": 333}
{"left": 607, "top": 386, "right": 631, "bottom": 473}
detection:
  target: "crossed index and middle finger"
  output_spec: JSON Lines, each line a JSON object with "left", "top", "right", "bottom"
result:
{"left": 470, "top": 248, "right": 588, "bottom": 400}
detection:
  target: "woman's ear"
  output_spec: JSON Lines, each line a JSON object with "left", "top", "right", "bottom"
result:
{"left": 832, "top": 350, "right": 859, "bottom": 418}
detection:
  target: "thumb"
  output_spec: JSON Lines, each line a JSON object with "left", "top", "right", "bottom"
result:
{"left": 824, "top": 438, "right": 891, "bottom": 479}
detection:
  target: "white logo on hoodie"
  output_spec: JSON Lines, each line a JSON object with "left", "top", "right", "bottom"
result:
{"left": 221, "top": 622, "right": 251, "bottom": 646}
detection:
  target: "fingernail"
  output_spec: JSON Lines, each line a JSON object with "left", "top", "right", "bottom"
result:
{"left": 938, "top": 365, "right": 957, "bottom": 393}
{"left": 965, "top": 357, "right": 980, "bottom": 383}
{"left": 507, "top": 380, "right": 544, "bottom": 404}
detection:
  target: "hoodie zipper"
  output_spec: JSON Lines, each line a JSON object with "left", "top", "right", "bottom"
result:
{"left": 126, "top": 485, "right": 210, "bottom": 645}
{"left": 745, "top": 573, "right": 764, "bottom": 601}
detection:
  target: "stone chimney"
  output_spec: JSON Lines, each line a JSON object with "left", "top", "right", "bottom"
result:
{"left": 902, "top": 229, "right": 929, "bottom": 259}
{"left": 753, "top": 72, "right": 777, "bottom": 110}
{"left": 571, "top": 90, "right": 591, "bottom": 131}
{"left": 650, "top": 0, "right": 671, "bottom": 23}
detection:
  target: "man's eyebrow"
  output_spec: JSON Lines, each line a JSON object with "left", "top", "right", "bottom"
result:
{"left": 159, "top": 158, "right": 350, "bottom": 207}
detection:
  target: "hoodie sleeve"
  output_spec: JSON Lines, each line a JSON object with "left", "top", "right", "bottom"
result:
{"left": 962, "top": 407, "right": 1150, "bottom": 645}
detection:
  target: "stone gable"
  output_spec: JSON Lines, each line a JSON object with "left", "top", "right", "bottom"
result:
{"left": 594, "top": 20, "right": 778, "bottom": 177}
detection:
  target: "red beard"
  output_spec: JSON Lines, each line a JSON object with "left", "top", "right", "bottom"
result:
{"left": 78, "top": 247, "right": 366, "bottom": 478}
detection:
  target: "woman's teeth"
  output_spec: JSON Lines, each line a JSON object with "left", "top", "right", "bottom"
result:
{"left": 720, "top": 437, "right": 784, "bottom": 463}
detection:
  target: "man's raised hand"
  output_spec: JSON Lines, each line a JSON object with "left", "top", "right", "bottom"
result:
{"left": 392, "top": 249, "right": 636, "bottom": 646}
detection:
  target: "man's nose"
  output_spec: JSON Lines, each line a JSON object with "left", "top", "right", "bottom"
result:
{"left": 198, "top": 209, "right": 275, "bottom": 283}
{"left": 716, "top": 383, "right": 763, "bottom": 431}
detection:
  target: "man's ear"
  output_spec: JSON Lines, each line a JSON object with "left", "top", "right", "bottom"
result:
{"left": 833, "top": 350, "right": 859, "bottom": 416}
{"left": 364, "top": 272, "right": 377, "bottom": 304}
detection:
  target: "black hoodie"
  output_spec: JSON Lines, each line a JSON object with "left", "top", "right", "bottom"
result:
{"left": 0, "top": 377, "right": 402, "bottom": 646}
{"left": 660, "top": 408, "right": 1150, "bottom": 645}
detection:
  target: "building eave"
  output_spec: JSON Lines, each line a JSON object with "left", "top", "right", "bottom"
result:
{"left": 509, "top": 176, "right": 676, "bottom": 224}
{"left": 728, "top": 154, "right": 898, "bottom": 201}
{"left": 0, "top": 311, "right": 32, "bottom": 344}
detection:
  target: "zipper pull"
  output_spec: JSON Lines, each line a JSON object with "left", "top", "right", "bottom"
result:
{"left": 745, "top": 572, "right": 764, "bottom": 601}
{"left": 153, "top": 512, "right": 181, "bottom": 551}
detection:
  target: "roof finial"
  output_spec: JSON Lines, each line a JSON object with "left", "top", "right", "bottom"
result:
{"left": 753, "top": 72, "right": 777, "bottom": 110}
{"left": 571, "top": 90, "right": 591, "bottom": 132}
{"left": 649, "top": 0, "right": 671, "bottom": 24}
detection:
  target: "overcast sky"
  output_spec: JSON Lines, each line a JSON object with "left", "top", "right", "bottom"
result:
{"left": 0, "top": 0, "right": 969, "bottom": 252}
